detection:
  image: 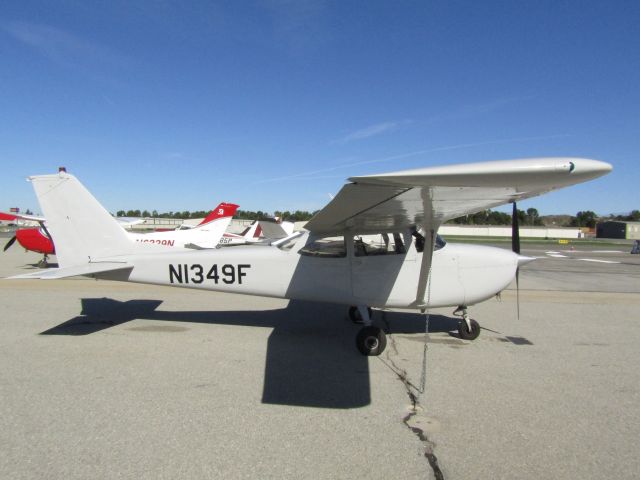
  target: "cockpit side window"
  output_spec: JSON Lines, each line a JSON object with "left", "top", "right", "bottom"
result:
{"left": 299, "top": 237, "right": 346, "bottom": 258}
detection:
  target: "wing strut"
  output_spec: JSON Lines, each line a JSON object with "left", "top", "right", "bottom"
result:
{"left": 414, "top": 228, "right": 436, "bottom": 308}
{"left": 414, "top": 188, "right": 437, "bottom": 308}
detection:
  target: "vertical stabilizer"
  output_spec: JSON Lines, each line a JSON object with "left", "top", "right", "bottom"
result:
{"left": 240, "top": 221, "right": 261, "bottom": 240}
{"left": 29, "top": 173, "right": 134, "bottom": 267}
{"left": 197, "top": 202, "right": 239, "bottom": 226}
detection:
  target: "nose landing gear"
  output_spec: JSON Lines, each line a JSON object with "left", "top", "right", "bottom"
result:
{"left": 454, "top": 306, "right": 480, "bottom": 340}
{"left": 37, "top": 254, "right": 50, "bottom": 269}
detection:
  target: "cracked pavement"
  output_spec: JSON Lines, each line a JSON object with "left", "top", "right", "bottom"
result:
{"left": 379, "top": 311, "right": 444, "bottom": 480}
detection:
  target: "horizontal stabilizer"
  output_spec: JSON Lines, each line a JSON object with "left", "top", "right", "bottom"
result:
{"left": 257, "top": 221, "right": 290, "bottom": 239}
{"left": 184, "top": 242, "right": 221, "bottom": 250}
{"left": 9, "top": 262, "right": 133, "bottom": 280}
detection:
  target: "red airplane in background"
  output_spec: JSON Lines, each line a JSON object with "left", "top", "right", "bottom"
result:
{"left": 1, "top": 212, "right": 53, "bottom": 267}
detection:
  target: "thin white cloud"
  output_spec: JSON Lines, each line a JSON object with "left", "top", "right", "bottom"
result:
{"left": 2, "top": 21, "right": 128, "bottom": 70}
{"left": 426, "top": 96, "right": 535, "bottom": 124}
{"left": 263, "top": 0, "right": 326, "bottom": 33}
{"left": 254, "top": 134, "right": 571, "bottom": 184}
{"left": 163, "top": 152, "right": 186, "bottom": 160}
{"left": 261, "top": 0, "right": 331, "bottom": 55}
{"left": 338, "top": 120, "right": 410, "bottom": 144}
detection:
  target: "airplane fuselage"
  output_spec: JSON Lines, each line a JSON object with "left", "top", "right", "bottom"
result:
{"left": 99, "top": 233, "right": 520, "bottom": 309}
{"left": 15, "top": 227, "right": 54, "bottom": 255}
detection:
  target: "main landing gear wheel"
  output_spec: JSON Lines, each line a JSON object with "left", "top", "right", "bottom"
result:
{"left": 348, "top": 306, "right": 372, "bottom": 324}
{"left": 457, "top": 319, "right": 480, "bottom": 340}
{"left": 356, "top": 326, "right": 387, "bottom": 356}
{"left": 37, "top": 258, "right": 49, "bottom": 269}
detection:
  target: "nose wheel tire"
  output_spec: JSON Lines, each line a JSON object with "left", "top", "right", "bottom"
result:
{"left": 356, "top": 326, "right": 387, "bottom": 356}
{"left": 457, "top": 319, "right": 480, "bottom": 340}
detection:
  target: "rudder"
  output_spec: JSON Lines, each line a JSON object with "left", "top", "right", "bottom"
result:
{"left": 29, "top": 172, "right": 134, "bottom": 267}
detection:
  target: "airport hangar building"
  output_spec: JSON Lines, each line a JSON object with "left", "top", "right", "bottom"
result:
{"left": 597, "top": 221, "right": 640, "bottom": 240}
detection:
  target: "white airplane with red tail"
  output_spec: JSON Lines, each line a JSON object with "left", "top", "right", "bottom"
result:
{"left": 129, "top": 203, "right": 238, "bottom": 250}
{"left": 11, "top": 157, "right": 611, "bottom": 355}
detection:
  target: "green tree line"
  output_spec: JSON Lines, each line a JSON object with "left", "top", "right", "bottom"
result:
{"left": 115, "top": 207, "right": 638, "bottom": 228}
{"left": 608, "top": 210, "right": 640, "bottom": 222}
{"left": 566, "top": 210, "right": 639, "bottom": 228}
{"left": 116, "top": 209, "right": 317, "bottom": 221}
{"left": 447, "top": 207, "right": 544, "bottom": 226}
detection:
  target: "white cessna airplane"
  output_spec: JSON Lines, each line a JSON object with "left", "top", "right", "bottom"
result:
{"left": 219, "top": 218, "right": 295, "bottom": 246}
{"left": 11, "top": 157, "right": 611, "bottom": 355}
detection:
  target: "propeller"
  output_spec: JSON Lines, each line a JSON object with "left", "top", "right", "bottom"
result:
{"left": 4, "top": 235, "right": 17, "bottom": 252}
{"left": 512, "top": 202, "right": 520, "bottom": 255}
{"left": 512, "top": 202, "right": 521, "bottom": 319}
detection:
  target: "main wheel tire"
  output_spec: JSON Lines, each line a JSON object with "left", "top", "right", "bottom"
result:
{"left": 348, "top": 306, "right": 372, "bottom": 324}
{"left": 356, "top": 326, "right": 387, "bottom": 356}
{"left": 37, "top": 259, "right": 48, "bottom": 269}
{"left": 457, "top": 319, "right": 480, "bottom": 340}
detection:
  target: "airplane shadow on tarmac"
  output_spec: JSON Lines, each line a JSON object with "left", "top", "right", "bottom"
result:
{"left": 40, "top": 298, "right": 460, "bottom": 409}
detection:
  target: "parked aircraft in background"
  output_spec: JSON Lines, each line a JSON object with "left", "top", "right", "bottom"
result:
{"left": 127, "top": 203, "right": 238, "bottom": 250}
{"left": 11, "top": 157, "right": 611, "bottom": 355}
{"left": 1, "top": 212, "right": 53, "bottom": 267}
{"left": 219, "top": 218, "right": 295, "bottom": 246}
{"left": 2, "top": 202, "right": 238, "bottom": 267}
{"left": 1, "top": 211, "right": 144, "bottom": 267}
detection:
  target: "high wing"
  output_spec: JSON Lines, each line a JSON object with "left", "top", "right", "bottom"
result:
{"left": 304, "top": 157, "right": 612, "bottom": 235}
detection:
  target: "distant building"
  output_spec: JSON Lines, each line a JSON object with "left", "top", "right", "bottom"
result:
{"left": 438, "top": 225, "right": 583, "bottom": 239}
{"left": 596, "top": 221, "right": 640, "bottom": 240}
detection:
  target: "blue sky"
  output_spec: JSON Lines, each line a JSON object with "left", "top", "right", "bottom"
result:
{"left": 1, "top": 1, "right": 638, "bottom": 216}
